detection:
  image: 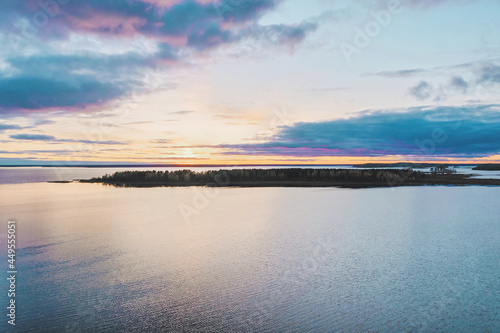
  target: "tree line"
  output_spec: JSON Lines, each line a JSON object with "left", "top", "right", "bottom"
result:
{"left": 85, "top": 168, "right": 430, "bottom": 184}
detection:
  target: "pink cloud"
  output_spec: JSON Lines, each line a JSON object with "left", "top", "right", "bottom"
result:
{"left": 142, "top": 0, "right": 183, "bottom": 7}
{"left": 65, "top": 13, "right": 148, "bottom": 37}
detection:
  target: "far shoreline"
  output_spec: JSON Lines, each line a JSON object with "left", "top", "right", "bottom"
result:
{"left": 2, "top": 162, "right": 500, "bottom": 168}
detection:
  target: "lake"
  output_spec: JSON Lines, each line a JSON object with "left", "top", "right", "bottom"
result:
{"left": 0, "top": 169, "right": 499, "bottom": 332}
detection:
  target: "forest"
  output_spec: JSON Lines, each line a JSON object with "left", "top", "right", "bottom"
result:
{"left": 83, "top": 168, "right": 424, "bottom": 185}
{"left": 472, "top": 164, "right": 500, "bottom": 170}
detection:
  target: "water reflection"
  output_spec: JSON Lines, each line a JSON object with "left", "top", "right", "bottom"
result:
{"left": 0, "top": 183, "right": 498, "bottom": 332}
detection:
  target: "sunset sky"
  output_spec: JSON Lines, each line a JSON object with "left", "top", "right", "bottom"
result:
{"left": 1, "top": 0, "right": 500, "bottom": 165}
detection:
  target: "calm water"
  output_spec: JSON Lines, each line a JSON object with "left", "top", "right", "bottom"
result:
{"left": 0, "top": 174, "right": 499, "bottom": 332}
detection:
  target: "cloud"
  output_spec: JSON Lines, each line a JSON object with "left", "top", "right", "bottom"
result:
{"left": 153, "top": 139, "right": 173, "bottom": 144}
{"left": 0, "top": 123, "right": 23, "bottom": 131}
{"left": 1, "top": 0, "right": 316, "bottom": 113}
{"left": 478, "top": 63, "right": 500, "bottom": 85}
{"left": 219, "top": 105, "right": 500, "bottom": 157}
{"left": 403, "top": 0, "right": 479, "bottom": 9}
{"left": 389, "top": 60, "right": 500, "bottom": 101}
{"left": 367, "top": 69, "right": 426, "bottom": 78}
{"left": 10, "top": 134, "right": 55, "bottom": 141}
{"left": 449, "top": 76, "right": 468, "bottom": 93}
{"left": 0, "top": 74, "right": 133, "bottom": 111}
{"left": 365, "top": 59, "right": 500, "bottom": 78}
{"left": 409, "top": 81, "right": 433, "bottom": 100}
{"left": 366, "top": 0, "right": 479, "bottom": 10}
{"left": 10, "top": 134, "right": 124, "bottom": 145}
{"left": 367, "top": 59, "right": 500, "bottom": 102}
{"left": 239, "top": 21, "right": 318, "bottom": 47}
{"left": 0, "top": 33, "right": 168, "bottom": 113}
{"left": 2, "top": 0, "right": 302, "bottom": 52}
{"left": 0, "top": 149, "right": 77, "bottom": 156}
{"left": 169, "top": 110, "right": 196, "bottom": 115}
{"left": 3, "top": 0, "right": 278, "bottom": 36}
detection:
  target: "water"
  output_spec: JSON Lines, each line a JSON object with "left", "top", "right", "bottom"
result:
{"left": 0, "top": 174, "right": 499, "bottom": 332}
{"left": 453, "top": 166, "right": 500, "bottom": 179}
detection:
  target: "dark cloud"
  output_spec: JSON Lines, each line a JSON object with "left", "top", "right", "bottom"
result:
{"left": 33, "top": 119, "right": 56, "bottom": 126}
{"left": 64, "top": 139, "right": 125, "bottom": 145}
{"left": 11, "top": 134, "right": 56, "bottom": 140}
{"left": 0, "top": 124, "right": 23, "bottom": 131}
{"left": 409, "top": 81, "right": 433, "bottom": 100}
{"left": 0, "top": 149, "right": 77, "bottom": 155}
{"left": 478, "top": 63, "right": 500, "bottom": 85}
{"left": 1, "top": 0, "right": 316, "bottom": 113}
{"left": 185, "top": 18, "right": 318, "bottom": 50}
{"left": 2, "top": 0, "right": 284, "bottom": 49}
{"left": 450, "top": 76, "right": 468, "bottom": 93}
{"left": 0, "top": 75, "right": 131, "bottom": 111}
{"left": 1, "top": 28, "right": 168, "bottom": 113}
{"left": 187, "top": 21, "right": 233, "bottom": 50}
{"left": 10, "top": 134, "right": 124, "bottom": 145}
{"left": 219, "top": 105, "right": 500, "bottom": 157}
{"left": 0, "top": 52, "right": 162, "bottom": 113}
{"left": 8, "top": 52, "right": 163, "bottom": 75}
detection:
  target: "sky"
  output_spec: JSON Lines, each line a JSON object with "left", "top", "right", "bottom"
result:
{"left": 1, "top": 0, "right": 500, "bottom": 165}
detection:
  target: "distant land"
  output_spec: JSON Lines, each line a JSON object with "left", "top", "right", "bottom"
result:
{"left": 2, "top": 163, "right": 353, "bottom": 168}
{"left": 3, "top": 162, "right": 500, "bottom": 169}
{"left": 78, "top": 168, "right": 500, "bottom": 189}
{"left": 0, "top": 161, "right": 353, "bottom": 168}
{"left": 472, "top": 164, "right": 500, "bottom": 170}
{"left": 352, "top": 163, "right": 476, "bottom": 168}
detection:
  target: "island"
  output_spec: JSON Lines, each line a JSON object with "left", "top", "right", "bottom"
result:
{"left": 353, "top": 163, "right": 463, "bottom": 169}
{"left": 79, "top": 168, "right": 500, "bottom": 188}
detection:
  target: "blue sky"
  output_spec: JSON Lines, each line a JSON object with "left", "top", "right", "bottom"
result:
{"left": 1, "top": 0, "right": 499, "bottom": 164}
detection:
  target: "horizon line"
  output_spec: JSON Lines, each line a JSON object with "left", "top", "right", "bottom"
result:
{"left": 0, "top": 162, "right": 492, "bottom": 168}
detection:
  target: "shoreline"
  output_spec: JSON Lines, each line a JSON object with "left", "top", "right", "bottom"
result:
{"left": 78, "top": 168, "right": 500, "bottom": 189}
{"left": 2, "top": 162, "right": 500, "bottom": 168}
